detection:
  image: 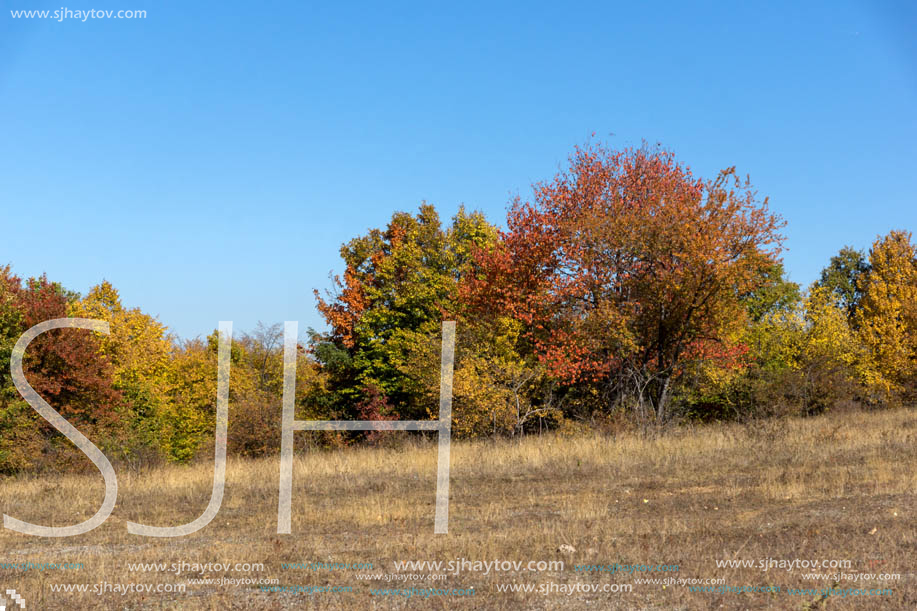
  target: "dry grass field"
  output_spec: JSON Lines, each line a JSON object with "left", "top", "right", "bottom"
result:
{"left": 0, "top": 407, "right": 915, "bottom": 610}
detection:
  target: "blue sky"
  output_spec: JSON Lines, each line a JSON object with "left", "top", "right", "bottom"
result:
{"left": 1, "top": 0, "right": 915, "bottom": 340}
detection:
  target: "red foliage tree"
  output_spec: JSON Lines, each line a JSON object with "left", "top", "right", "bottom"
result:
{"left": 464, "top": 143, "right": 784, "bottom": 423}
{"left": 10, "top": 274, "right": 124, "bottom": 439}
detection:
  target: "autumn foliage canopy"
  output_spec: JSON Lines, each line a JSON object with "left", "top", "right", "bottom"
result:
{"left": 0, "top": 141, "right": 915, "bottom": 472}
{"left": 463, "top": 145, "right": 784, "bottom": 422}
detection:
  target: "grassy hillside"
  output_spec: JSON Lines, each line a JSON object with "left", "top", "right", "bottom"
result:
{"left": 0, "top": 407, "right": 914, "bottom": 609}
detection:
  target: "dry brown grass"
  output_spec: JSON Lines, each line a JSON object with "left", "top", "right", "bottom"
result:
{"left": 1, "top": 407, "right": 915, "bottom": 609}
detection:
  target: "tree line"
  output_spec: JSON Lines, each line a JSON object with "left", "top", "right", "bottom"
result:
{"left": 1, "top": 143, "right": 914, "bottom": 473}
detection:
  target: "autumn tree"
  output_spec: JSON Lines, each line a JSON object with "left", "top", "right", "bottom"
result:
{"left": 465, "top": 143, "right": 785, "bottom": 425}
{"left": 0, "top": 273, "right": 124, "bottom": 472}
{"left": 854, "top": 230, "right": 917, "bottom": 401}
{"left": 70, "top": 281, "right": 176, "bottom": 462}
{"left": 12, "top": 275, "right": 124, "bottom": 430}
{"left": 312, "top": 204, "right": 498, "bottom": 421}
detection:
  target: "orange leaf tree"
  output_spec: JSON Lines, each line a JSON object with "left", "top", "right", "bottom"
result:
{"left": 465, "top": 143, "right": 785, "bottom": 425}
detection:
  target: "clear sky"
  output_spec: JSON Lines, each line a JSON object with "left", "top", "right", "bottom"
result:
{"left": 1, "top": 1, "right": 915, "bottom": 340}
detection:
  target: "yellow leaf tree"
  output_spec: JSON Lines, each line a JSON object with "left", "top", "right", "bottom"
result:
{"left": 70, "top": 281, "right": 178, "bottom": 460}
{"left": 854, "top": 230, "right": 917, "bottom": 402}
